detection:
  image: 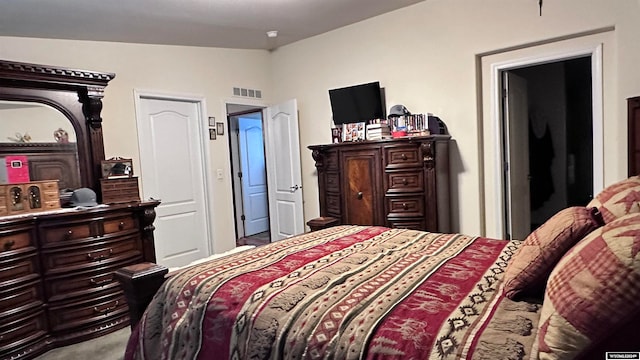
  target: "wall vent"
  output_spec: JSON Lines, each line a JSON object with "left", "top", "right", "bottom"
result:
{"left": 232, "top": 87, "right": 262, "bottom": 99}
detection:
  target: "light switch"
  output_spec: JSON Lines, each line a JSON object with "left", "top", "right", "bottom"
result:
{"left": 216, "top": 169, "right": 223, "bottom": 179}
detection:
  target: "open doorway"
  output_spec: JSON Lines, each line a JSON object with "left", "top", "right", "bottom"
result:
{"left": 227, "top": 98, "right": 305, "bottom": 243}
{"left": 227, "top": 105, "right": 271, "bottom": 246}
{"left": 502, "top": 56, "right": 593, "bottom": 240}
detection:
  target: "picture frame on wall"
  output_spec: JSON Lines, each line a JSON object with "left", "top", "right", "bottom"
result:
{"left": 209, "top": 128, "right": 217, "bottom": 140}
{"left": 208, "top": 116, "right": 216, "bottom": 127}
{"left": 216, "top": 122, "right": 225, "bottom": 135}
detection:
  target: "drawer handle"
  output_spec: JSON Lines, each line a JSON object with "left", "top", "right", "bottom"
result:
{"left": 357, "top": 192, "right": 363, "bottom": 200}
{"left": 402, "top": 178, "right": 408, "bottom": 185}
{"left": 90, "top": 275, "right": 114, "bottom": 286}
{"left": 87, "top": 248, "right": 113, "bottom": 261}
{"left": 118, "top": 221, "right": 125, "bottom": 230}
{"left": 94, "top": 300, "right": 119, "bottom": 315}
{"left": 64, "top": 230, "right": 73, "bottom": 239}
{"left": 401, "top": 153, "right": 407, "bottom": 160}
{"left": 402, "top": 203, "right": 408, "bottom": 210}
{"left": 3, "top": 240, "right": 15, "bottom": 251}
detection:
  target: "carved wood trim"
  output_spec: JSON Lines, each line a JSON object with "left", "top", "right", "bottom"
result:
{"left": 0, "top": 59, "right": 115, "bottom": 199}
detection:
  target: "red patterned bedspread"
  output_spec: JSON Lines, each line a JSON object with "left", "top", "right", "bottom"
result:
{"left": 125, "top": 226, "right": 541, "bottom": 360}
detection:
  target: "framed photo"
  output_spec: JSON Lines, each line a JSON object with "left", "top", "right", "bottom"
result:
{"left": 342, "top": 122, "right": 365, "bottom": 142}
{"left": 209, "top": 128, "right": 217, "bottom": 140}
{"left": 216, "top": 122, "right": 225, "bottom": 135}
{"left": 101, "top": 157, "right": 133, "bottom": 179}
{"left": 208, "top": 116, "right": 216, "bottom": 127}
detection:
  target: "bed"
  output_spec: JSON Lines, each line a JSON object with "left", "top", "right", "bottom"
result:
{"left": 123, "top": 177, "right": 640, "bottom": 360}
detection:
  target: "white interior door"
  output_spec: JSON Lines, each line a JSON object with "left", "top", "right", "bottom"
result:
{"left": 503, "top": 71, "right": 531, "bottom": 240}
{"left": 136, "top": 95, "right": 211, "bottom": 268}
{"left": 238, "top": 116, "right": 269, "bottom": 236}
{"left": 265, "top": 99, "right": 304, "bottom": 240}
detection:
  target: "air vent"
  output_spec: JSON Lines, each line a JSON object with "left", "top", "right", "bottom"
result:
{"left": 232, "top": 87, "right": 262, "bottom": 99}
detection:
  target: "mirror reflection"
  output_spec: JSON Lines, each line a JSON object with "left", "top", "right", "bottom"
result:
{"left": 0, "top": 100, "right": 81, "bottom": 190}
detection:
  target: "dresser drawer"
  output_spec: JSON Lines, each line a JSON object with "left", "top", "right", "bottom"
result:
{"left": 386, "top": 196, "right": 425, "bottom": 217}
{"left": 0, "top": 279, "right": 42, "bottom": 316}
{"left": 47, "top": 292, "right": 127, "bottom": 333}
{"left": 386, "top": 171, "right": 424, "bottom": 193}
{"left": 103, "top": 214, "right": 138, "bottom": 234}
{"left": 41, "top": 213, "right": 139, "bottom": 246}
{"left": 0, "top": 308, "right": 47, "bottom": 351}
{"left": 387, "top": 218, "right": 427, "bottom": 230}
{"left": 42, "top": 236, "right": 142, "bottom": 275}
{"left": 45, "top": 258, "right": 142, "bottom": 302}
{"left": 0, "top": 253, "right": 39, "bottom": 286}
{"left": 384, "top": 145, "right": 421, "bottom": 169}
{"left": 42, "top": 222, "right": 93, "bottom": 244}
{"left": 0, "top": 229, "right": 33, "bottom": 253}
{"left": 0, "top": 195, "right": 6, "bottom": 216}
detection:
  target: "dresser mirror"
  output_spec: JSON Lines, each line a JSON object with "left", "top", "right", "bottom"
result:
{"left": 0, "top": 59, "right": 115, "bottom": 200}
{"left": 0, "top": 100, "right": 81, "bottom": 189}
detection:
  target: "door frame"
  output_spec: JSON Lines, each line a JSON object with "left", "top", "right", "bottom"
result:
{"left": 224, "top": 97, "right": 268, "bottom": 240}
{"left": 228, "top": 108, "right": 268, "bottom": 239}
{"left": 134, "top": 89, "right": 215, "bottom": 254}
{"left": 481, "top": 40, "right": 605, "bottom": 239}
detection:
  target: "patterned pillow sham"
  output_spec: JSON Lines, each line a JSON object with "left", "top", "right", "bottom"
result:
{"left": 502, "top": 206, "right": 603, "bottom": 300}
{"left": 587, "top": 176, "right": 640, "bottom": 223}
{"left": 535, "top": 212, "right": 640, "bottom": 359}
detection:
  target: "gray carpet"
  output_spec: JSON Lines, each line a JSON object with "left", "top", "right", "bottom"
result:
{"left": 34, "top": 327, "right": 130, "bottom": 360}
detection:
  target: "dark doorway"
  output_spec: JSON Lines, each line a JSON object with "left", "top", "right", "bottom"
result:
{"left": 505, "top": 56, "right": 593, "bottom": 235}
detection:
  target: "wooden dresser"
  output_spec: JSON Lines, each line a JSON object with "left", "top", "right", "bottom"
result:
{"left": 309, "top": 135, "right": 450, "bottom": 232}
{"left": 0, "top": 201, "right": 159, "bottom": 360}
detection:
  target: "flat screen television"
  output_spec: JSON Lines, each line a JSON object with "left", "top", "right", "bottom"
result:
{"left": 328, "top": 81, "right": 384, "bottom": 125}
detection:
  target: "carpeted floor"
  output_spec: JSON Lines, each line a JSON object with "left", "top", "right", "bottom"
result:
{"left": 236, "top": 230, "right": 270, "bottom": 246}
{"left": 35, "top": 326, "right": 130, "bottom": 360}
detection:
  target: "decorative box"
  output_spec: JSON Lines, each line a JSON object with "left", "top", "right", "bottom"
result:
{"left": 100, "top": 177, "right": 140, "bottom": 204}
{"left": 0, "top": 180, "right": 60, "bottom": 216}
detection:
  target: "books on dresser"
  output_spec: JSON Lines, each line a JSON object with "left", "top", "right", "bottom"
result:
{"left": 365, "top": 123, "right": 391, "bottom": 140}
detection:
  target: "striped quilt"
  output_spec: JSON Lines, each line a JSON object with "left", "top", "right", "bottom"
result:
{"left": 125, "top": 226, "right": 541, "bottom": 360}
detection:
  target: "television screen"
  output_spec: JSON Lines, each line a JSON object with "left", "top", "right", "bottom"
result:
{"left": 329, "top": 82, "right": 384, "bottom": 124}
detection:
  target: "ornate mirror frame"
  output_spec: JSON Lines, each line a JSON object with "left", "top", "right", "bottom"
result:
{"left": 0, "top": 59, "right": 115, "bottom": 199}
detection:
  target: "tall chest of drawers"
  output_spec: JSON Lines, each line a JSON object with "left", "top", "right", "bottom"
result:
{"left": 0, "top": 201, "right": 159, "bottom": 360}
{"left": 309, "top": 136, "right": 450, "bottom": 232}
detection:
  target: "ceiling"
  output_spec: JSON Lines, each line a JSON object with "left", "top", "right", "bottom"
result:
{"left": 0, "top": 0, "right": 424, "bottom": 50}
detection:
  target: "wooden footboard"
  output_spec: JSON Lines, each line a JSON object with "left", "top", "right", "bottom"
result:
{"left": 115, "top": 262, "right": 169, "bottom": 329}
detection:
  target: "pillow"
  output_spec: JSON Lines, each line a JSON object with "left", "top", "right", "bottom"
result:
{"left": 587, "top": 176, "right": 640, "bottom": 223}
{"left": 535, "top": 212, "right": 640, "bottom": 359}
{"left": 502, "top": 206, "right": 603, "bottom": 299}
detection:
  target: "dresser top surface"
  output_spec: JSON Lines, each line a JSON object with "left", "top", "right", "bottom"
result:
{"left": 308, "top": 134, "right": 451, "bottom": 150}
{"left": 0, "top": 200, "right": 160, "bottom": 223}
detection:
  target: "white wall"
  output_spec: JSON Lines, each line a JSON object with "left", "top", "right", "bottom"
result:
{"left": 269, "top": 0, "right": 640, "bottom": 236}
{"left": 0, "top": 36, "right": 271, "bottom": 253}
{"left": 1, "top": 0, "right": 639, "bottom": 241}
{"left": 1, "top": 103, "right": 77, "bottom": 142}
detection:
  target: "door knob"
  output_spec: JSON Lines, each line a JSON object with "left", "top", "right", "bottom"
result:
{"left": 357, "top": 192, "right": 363, "bottom": 199}
{"left": 289, "top": 185, "right": 301, "bottom": 192}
